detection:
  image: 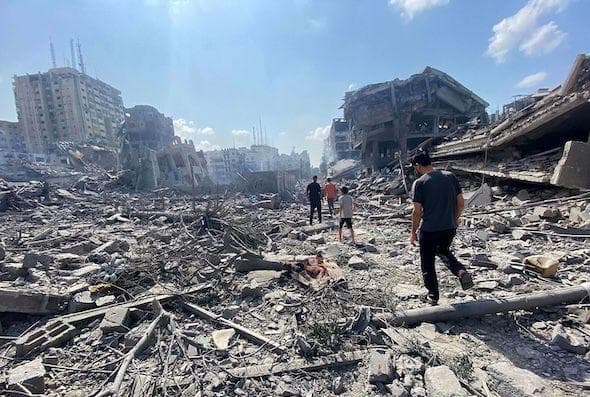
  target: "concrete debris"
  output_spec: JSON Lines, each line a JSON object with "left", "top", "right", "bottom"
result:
{"left": 424, "top": 365, "right": 467, "bottom": 397}
{"left": 7, "top": 358, "right": 46, "bottom": 394}
{"left": 1, "top": 58, "right": 590, "bottom": 396}
{"left": 367, "top": 349, "right": 395, "bottom": 384}
{"left": 486, "top": 361, "right": 554, "bottom": 397}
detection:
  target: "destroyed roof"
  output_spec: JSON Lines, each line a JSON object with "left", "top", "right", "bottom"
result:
{"left": 341, "top": 66, "right": 489, "bottom": 109}
{"left": 431, "top": 54, "right": 590, "bottom": 159}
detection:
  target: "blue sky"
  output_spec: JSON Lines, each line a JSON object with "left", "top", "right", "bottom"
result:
{"left": 0, "top": 0, "right": 588, "bottom": 165}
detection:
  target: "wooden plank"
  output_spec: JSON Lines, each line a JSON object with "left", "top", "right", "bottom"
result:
{"left": 229, "top": 350, "right": 367, "bottom": 378}
{"left": 182, "top": 302, "right": 288, "bottom": 354}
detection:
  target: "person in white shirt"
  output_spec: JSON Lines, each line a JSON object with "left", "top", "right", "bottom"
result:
{"left": 338, "top": 186, "right": 356, "bottom": 245}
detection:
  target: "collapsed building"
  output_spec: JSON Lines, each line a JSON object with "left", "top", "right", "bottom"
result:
{"left": 429, "top": 54, "right": 590, "bottom": 191}
{"left": 119, "top": 105, "right": 209, "bottom": 190}
{"left": 342, "top": 67, "right": 489, "bottom": 173}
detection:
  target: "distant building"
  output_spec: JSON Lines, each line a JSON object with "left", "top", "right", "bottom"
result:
{"left": 502, "top": 88, "right": 551, "bottom": 116}
{"left": 205, "top": 145, "right": 311, "bottom": 185}
{"left": 0, "top": 120, "right": 26, "bottom": 165}
{"left": 205, "top": 148, "right": 246, "bottom": 185}
{"left": 327, "top": 118, "right": 358, "bottom": 162}
{"left": 13, "top": 67, "right": 124, "bottom": 153}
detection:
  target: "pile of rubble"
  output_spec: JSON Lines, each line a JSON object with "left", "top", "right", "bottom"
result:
{"left": 0, "top": 173, "right": 588, "bottom": 396}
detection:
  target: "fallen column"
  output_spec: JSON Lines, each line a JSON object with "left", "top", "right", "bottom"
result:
{"left": 375, "top": 283, "right": 590, "bottom": 327}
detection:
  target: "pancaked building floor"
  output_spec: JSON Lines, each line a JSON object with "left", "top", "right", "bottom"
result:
{"left": 0, "top": 169, "right": 589, "bottom": 397}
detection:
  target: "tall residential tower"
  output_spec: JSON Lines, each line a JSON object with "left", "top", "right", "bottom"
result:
{"left": 13, "top": 67, "right": 124, "bottom": 153}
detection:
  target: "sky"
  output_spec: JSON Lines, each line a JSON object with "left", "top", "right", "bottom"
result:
{"left": 0, "top": 0, "right": 588, "bottom": 165}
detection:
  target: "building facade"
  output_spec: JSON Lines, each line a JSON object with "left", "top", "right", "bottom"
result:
{"left": 327, "top": 118, "right": 358, "bottom": 162}
{"left": 205, "top": 148, "right": 246, "bottom": 185}
{"left": 13, "top": 67, "right": 124, "bottom": 153}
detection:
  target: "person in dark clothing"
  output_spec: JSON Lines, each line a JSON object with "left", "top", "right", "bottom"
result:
{"left": 410, "top": 152, "right": 473, "bottom": 305}
{"left": 306, "top": 175, "right": 322, "bottom": 225}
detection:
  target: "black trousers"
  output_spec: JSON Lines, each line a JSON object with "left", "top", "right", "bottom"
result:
{"left": 327, "top": 198, "right": 335, "bottom": 215}
{"left": 310, "top": 200, "right": 322, "bottom": 224}
{"left": 419, "top": 229, "right": 465, "bottom": 301}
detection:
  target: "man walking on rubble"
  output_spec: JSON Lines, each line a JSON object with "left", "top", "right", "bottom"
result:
{"left": 324, "top": 177, "right": 337, "bottom": 217}
{"left": 338, "top": 186, "right": 356, "bottom": 245}
{"left": 306, "top": 175, "right": 322, "bottom": 225}
{"left": 410, "top": 152, "right": 473, "bottom": 306}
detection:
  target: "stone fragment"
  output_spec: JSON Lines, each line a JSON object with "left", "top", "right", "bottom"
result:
{"left": 424, "top": 365, "right": 467, "bottom": 397}
{"left": 523, "top": 254, "right": 559, "bottom": 277}
{"left": 332, "top": 376, "right": 346, "bottom": 394}
{"left": 1, "top": 263, "right": 28, "bottom": 280}
{"left": 307, "top": 234, "right": 325, "bottom": 244}
{"left": 489, "top": 218, "right": 509, "bottom": 233}
{"left": 361, "top": 243, "right": 378, "bottom": 253}
{"left": 475, "top": 281, "right": 498, "bottom": 291}
{"left": 507, "top": 274, "right": 525, "bottom": 287}
{"left": 512, "top": 229, "right": 532, "bottom": 241}
{"left": 348, "top": 255, "right": 368, "bottom": 270}
{"left": 7, "top": 358, "right": 46, "bottom": 394}
{"left": 386, "top": 380, "right": 409, "bottom": 397}
{"left": 499, "top": 263, "right": 523, "bottom": 274}
{"left": 551, "top": 325, "right": 588, "bottom": 355}
{"left": 367, "top": 349, "right": 395, "bottom": 384}
{"left": 95, "top": 239, "right": 129, "bottom": 254}
{"left": 240, "top": 279, "right": 263, "bottom": 298}
{"left": 533, "top": 206, "right": 561, "bottom": 222}
{"left": 23, "top": 252, "right": 54, "bottom": 268}
{"left": 69, "top": 291, "right": 97, "bottom": 312}
{"left": 100, "top": 307, "right": 131, "bottom": 333}
{"left": 486, "top": 361, "right": 552, "bottom": 397}
{"left": 211, "top": 329, "right": 235, "bottom": 350}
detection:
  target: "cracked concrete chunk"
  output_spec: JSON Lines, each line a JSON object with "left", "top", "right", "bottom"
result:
{"left": 424, "top": 365, "right": 467, "bottom": 397}
{"left": 8, "top": 358, "right": 46, "bottom": 394}
{"left": 486, "top": 361, "right": 553, "bottom": 397}
{"left": 211, "top": 329, "right": 235, "bottom": 350}
{"left": 367, "top": 348, "right": 395, "bottom": 384}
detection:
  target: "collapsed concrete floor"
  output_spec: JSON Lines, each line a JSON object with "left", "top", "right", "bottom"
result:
{"left": 0, "top": 175, "right": 589, "bottom": 396}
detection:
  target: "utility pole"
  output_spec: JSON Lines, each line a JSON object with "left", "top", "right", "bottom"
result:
{"left": 49, "top": 37, "right": 57, "bottom": 68}
{"left": 70, "top": 38, "right": 77, "bottom": 71}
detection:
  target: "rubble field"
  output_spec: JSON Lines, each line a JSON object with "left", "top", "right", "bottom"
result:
{"left": 0, "top": 174, "right": 589, "bottom": 397}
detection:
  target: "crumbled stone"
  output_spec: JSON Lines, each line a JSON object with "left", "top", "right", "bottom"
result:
{"left": 424, "top": 365, "right": 467, "bottom": 397}
{"left": 348, "top": 255, "right": 368, "bottom": 270}
{"left": 367, "top": 349, "right": 395, "bottom": 384}
{"left": 7, "top": 358, "right": 46, "bottom": 394}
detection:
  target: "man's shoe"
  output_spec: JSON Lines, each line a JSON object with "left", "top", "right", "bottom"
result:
{"left": 460, "top": 272, "right": 474, "bottom": 290}
{"left": 420, "top": 295, "right": 438, "bottom": 306}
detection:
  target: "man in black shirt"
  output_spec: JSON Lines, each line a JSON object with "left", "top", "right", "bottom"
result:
{"left": 410, "top": 152, "right": 473, "bottom": 305}
{"left": 306, "top": 175, "right": 322, "bottom": 225}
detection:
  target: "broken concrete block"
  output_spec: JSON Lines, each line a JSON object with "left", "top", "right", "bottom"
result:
{"left": 348, "top": 256, "right": 368, "bottom": 270}
{"left": 71, "top": 264, "right": 101, "bottom": 278}
{"left": 465, "top": 183, "right": 491, "bottom": 208}
{"left": 533, "top": 207, "right": 561, "bottom": 222}
{"left": 70, "top": 291, "right": 101, "bottom": 312}
{"left": 1, "top": 263, "right": 28, "bottom": 280}
{"left": 332, "top": 376, "right": 346, "bottom": 394}
{"left": 211, "top": 329, "right": 235, "bottom": 350}
{"left": 386, "top": 380, "right": 409, "bottom": 397}
{"left": 367, "top": 349, "right": 395, "bottom": 384}
{"left": 486, "top": 361, "right": 552, "bottom": 397}
{"left": 550, "top": 140, "right": 590, "bottom": 190}
{"left": 551, "top": 325, "right": 589, "bottom": 355}
{"left": 240, "top": 279, "right": 263, "bottom": 298}
{"left": 95, "top": 239, "right": 130, "bottom": 254}
{"left": 23, "top": 252, "right": 54, "bottom": 268}
{"left": 512, "top": 229, "right": 532, "bottom": 241}
{"left": 61, "top": 241, "right": 98, "bottom": 255}
{"left": 307, "top": 234, "right": 326, "bottom": 244}
{"left": 523, "top": 254, "right": 559, "bottom": 277}
{"left": 0, "top": 288, "right": 68, "bottom": 314}
{"left": 7, "top": 358, "right": 46, "bottom": 394}
{"left": 361, "top": 243, "right": 378, "bottom": 253}
{"left": 489, "top": 218, "right": 509, "bottom": 233}
{"left": 100, "top": 307, "right": 131, "bottom": 333}
{"left": 424, "top": 365, "right": 467, "bottom": 397}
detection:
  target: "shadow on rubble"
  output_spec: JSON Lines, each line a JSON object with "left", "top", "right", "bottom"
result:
{"left": 451, "top": 310, "right": 589, "bottom": 384}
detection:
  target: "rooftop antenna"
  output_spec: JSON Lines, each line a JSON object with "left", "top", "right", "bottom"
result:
{"left": 69, "top": 38, "right": 77, "bottom": 70}
{"left": 264, "top": 127, "right": 268, "bottom": 146}
{"left": 258, "top": 116, "right": 263, "bottom": 146}
{"left": 77, "top": 38, "right": 86, "bottom": 74}
{"left": 252, "top": 126, "right": 256, "bottom": 145}
{"left": 49, "top": 37, "right": 57, "bottom": 68}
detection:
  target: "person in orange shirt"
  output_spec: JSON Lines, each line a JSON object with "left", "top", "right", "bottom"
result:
{"left": 324, "top": 177, "right": 337, "bottom": 217}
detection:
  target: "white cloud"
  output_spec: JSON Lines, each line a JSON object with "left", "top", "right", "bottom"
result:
{"left": 389, "top": 0, "right": 449, "bottom": 20}
{"left": 194, "top": 140, "right": 221, "bottom": 152}
{"left": 197, "top": 126, "right": 215, "bottom": 135}
{"left": 305, "top": 125, "right": 330, "bottom": 141}
{"left": 173, "top": 118, "right": 215, "bottom": 141}
{"left": 515, "top": 71, "right": 547, "bottom": 89}
{"left": 485, "top": 0, "right": 568, "bottom": 63}
{"left": 278, "top": 131, "right": 288, "bottom": 137}
{"left": 519, "top": 21, "right": 566, "bottom": 57}
{"left": 231, "top": 129, "right": 250, "bottom": 137}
